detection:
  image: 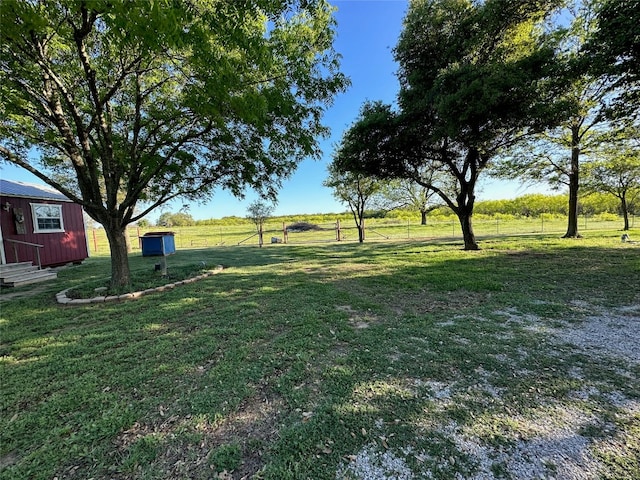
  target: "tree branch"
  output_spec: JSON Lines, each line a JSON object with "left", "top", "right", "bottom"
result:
{"left": 0, "top": 145, "right": 91, "bottom": 207}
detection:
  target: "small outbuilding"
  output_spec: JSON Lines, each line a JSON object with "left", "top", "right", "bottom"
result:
{"left": 0, "top": 179, "right": 89, "bottom": 268}
{"left": 140, "top": 231, "right": 176, "bottom": 256}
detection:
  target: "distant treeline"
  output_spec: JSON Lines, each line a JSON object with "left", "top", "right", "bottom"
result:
{"left": 471, "top": 193, "right": 625, "bottom": 217}
{"left": 139, "top": 193, "right": 632, "bottom": 228}
{"left": 357, "top": 193, "right": 627, "bottom": 223}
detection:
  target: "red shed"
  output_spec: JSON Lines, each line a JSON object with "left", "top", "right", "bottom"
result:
{"left": 0, "top": 179, "right": 89, "bottom": 267}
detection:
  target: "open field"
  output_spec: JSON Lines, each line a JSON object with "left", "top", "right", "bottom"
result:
{"left": 1, "top": 231, "right": 639, "bottom": 479}
{"left": 92, "top": 215, "right": 636, "bottom": 254}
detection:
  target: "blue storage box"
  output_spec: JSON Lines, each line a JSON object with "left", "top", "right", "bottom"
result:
{"left": 140, "top": 232, "right": 176, "bottom": 256}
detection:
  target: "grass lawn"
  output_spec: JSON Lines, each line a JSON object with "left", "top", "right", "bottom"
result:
{"left": 1, "top": 232, "right": 639, "bottom": 479}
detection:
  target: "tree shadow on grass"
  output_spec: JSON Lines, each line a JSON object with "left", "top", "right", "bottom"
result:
{"left": 1, "top": 242, "right": 639, "bottom": 479}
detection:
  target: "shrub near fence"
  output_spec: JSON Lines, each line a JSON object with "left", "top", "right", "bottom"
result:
{"left": 87, "top": 214, "right": 635, "bottom": 256}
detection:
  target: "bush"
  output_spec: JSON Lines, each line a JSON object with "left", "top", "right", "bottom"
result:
{"left": 593, "top": 212, "right": 619, "bottom": 222}
{"left": 287, "top": 222, "right": 323, "bottom": 232}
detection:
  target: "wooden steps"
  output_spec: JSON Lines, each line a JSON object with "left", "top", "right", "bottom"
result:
{"left": 0, "top": 262, "right": 57, "bottom": 287}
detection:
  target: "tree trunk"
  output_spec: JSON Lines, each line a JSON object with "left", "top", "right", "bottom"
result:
{"left": 350, "top": 206, "right": 365, "bottom": 243}
{"left": 420, "top": 210, "right": 427, "bottom": 225}
{"left": 104, "top": 224, "right": 131, "bottom": 288}
{"left": 621, "top": 194, "right": 630, "bottom": 231}
{"left": 358, "top": 221, "right": 365, "bottom": 243}
{"left": 454, "top": 171, "right": 479, "bottom": 250}
{"left": 563, "top": 125, "right": 581, "bottom": 238}
{"left": 458, "top": 211, "right": 479, "bottom": 250}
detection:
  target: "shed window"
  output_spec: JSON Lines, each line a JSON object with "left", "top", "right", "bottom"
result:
{"left": 31, "top": 203, "right": 65, "bottom": 233}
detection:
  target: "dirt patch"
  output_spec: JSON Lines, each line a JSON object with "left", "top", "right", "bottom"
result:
{"left": 339, "top": 302, "right": 640, "bottom": 480}
{"left": 340, "top": 380, "right": 638, "bottom": 480}
{"left": 336, "top": 305, "right": 380, "bottom": 329}
{"left": 0, "top": 283, "right": 52, "bottom": 302}
{"left": 553, "top": 304, "right": 640, "bottom": 365}
{"left": 337, "top": 444, "right": 414, "bottom": 480}
{"left": 450, "top": 405, "right": 608, "bottom": 480}
{"left": 390, "top": 289, "right": 488, "bottom": 316}
{"left": 494, "top": 303, "right": 640, "bottom": 366}
{"left": 110, "top": 391, "right": 283, "bottom": 479}
{"left": 0, "top": 451, "right": 20, "bottom": 469}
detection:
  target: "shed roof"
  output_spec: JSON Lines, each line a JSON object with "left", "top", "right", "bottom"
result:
{"left": 0, "top": 179, "right": 71, "bottom": 201}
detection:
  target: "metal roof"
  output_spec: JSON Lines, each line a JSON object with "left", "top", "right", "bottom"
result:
{"left": 0, "top": 179, "right": 71, "bottom": 201}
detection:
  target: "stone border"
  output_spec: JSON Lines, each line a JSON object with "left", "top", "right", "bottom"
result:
{"left": 56, "top": 265, "right": 224, "bottom": 305}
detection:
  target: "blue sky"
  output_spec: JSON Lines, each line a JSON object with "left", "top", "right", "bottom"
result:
{"left": 0, "top": 0, "right": 549, "bottom": 223}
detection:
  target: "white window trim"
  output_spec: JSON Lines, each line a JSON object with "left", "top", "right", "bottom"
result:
{"left": 30, "top": 203, "right": 65, "bottom": 233}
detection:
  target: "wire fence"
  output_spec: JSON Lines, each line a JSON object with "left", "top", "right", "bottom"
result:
{"left": 87, "top": 215, "right": 636, "bottom": 255}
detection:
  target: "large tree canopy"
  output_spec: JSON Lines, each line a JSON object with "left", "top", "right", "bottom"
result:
{"left": 585, "top": 0, "right": 640, "bottom": 117}
{"left": 335, "top": 0, "right": 567, "bottom": 250}
{"left": 0, "top": 0, "right": 347, "bottom": 286}
{"left": 491, "top": 0, "right": 619, "bottom": 239}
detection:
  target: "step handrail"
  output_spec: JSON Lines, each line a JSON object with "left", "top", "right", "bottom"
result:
{"left": 5, "top": 239, "right": 45, "bottom": 270}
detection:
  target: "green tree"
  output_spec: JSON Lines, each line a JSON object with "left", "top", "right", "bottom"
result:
{"left": 323, "top": 161, "right": 388, "bottom": 243}
{"left": 511, "top": 194, "right": 564, "bottom": 217}
{"left": 0, "top": 0, "right": 347, "bottom": 287}
{"left": 157, "top": 211, "right": 195, "bottom": 227}
{"left": 246, "top": 200, "right": 275, "bottom": 247}
{"left": 381, "top": 175, "right": 444, "bottom": 225}
{"left": 579, "top": 192, "right": 619, "bottom": 215}
{"left": 493, "top": 0, "right": 620, "bottom": 238}
{"left": 583, "top": 128, "right": 640, "bottom": 230}
{"left": 585, "top": 0, "right": 640, "bottom": 118}
{"left": 336, "top": 1, "right": 566, "bottom": 249}
{"left": 475, "top": 199, "right": 513, "bottom": 217}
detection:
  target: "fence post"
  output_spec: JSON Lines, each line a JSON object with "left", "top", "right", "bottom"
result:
{"left": 407, "top": 219, "right": 410, "bottom": 239}
{"left": 283, "top": 222, "right": 288, "bottom": 244}
{"left": 336, "top": 219, "right": 341, "bottom": 241}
